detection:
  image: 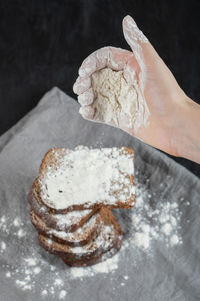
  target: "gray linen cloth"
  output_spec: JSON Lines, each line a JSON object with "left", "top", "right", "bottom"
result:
{"left": 0, "top": 87, "right": 199, "bottom": 301}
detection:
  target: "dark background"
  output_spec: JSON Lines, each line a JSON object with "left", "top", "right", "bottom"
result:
{"left": 0, "top": 0, "right": 199, "bottom": 177}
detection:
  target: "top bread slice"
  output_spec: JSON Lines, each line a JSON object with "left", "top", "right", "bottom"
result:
{"left": 37, "top": 146, "right": 135, "bottom": 213}
{"left": 28, "top": 178, "right": 96, "bottom": 232}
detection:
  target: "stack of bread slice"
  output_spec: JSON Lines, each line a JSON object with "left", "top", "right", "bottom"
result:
{"left": 28, "top": 146, "right": 135, "bottom": 267}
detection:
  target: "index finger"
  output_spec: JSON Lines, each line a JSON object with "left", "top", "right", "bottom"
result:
{"left": 78, "top": 47, "right": 132, "bottom": 78}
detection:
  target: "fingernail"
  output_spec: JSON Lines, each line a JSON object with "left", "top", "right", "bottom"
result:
{"left": 79, "top": 106, "right": 94, "bottom": 119}
{"left": 73, "top": 77, "right": 91, "bottom": 95}
{"left": 124, "top": 15, "right": 137, "bottom": 27}
{"left": 78, "top": 89, "right": 94, "bottom": 106}
{"left": 123, "top": 15, "right": 148, "bottom": 43}
{"left": 73, "top": 81, "right": 78, "bottom": 94}
{"left": 79, "top": 68, "right": 86, "bottom": 77}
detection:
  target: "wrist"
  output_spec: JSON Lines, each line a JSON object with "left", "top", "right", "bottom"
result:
{"left": 172, "top": 96, "right": 200, "bottom": 163}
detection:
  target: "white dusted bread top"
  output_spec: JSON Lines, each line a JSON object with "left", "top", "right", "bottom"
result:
{"left": 38, "top": 146, "right": 135, "bottom": 212}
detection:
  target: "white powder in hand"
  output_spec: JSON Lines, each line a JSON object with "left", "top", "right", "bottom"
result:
{"left": 92, "top": 68, "right": 139, "bottom": 129}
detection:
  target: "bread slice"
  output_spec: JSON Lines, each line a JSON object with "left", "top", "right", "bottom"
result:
{"left": 37, "top": 146, "right": 135, "bottom": 213}
{"left": 38, "top": 207, "right": 123, "bottom": 262}
{"left": 28, "top": 179, "right": 96, "bottom": 232}
{"left": 30, "top": 209, "right": 100, "bottom": 247}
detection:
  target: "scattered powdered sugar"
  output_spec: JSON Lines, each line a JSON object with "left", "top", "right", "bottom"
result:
{"left": 0, "top": 215, "right": 27, "bottom": 238}
{"left": 40, "top": 146, "right": 134, "bottom": 210}
{"left": 59, "top": 290, "right": 67, "bottom": 299}
{"left": 0, "top": 216, "right": 9, "bottom": 233}
{"left": 16, "top": 279, "right": 32, "bottom": 291}
{"left": 6, "top": 271, "right": 11, "bottom": 278}
{"left": 126, "top": 183, "right": 183, "bottom": 252}
{"left": 161, "top": 223, "right": 172, "bottom": 235}
{"left": 24, "top": 258, "right": 37, "bottom": 266}
{"left": 41, "top": 289, "right": 48, "bottom": 296}
{"left": 33, "top": 267, "right": 41, "bottom": 274}
{"left": 70, "top": 253, "right": 119, "bottom": 279}
{"left": 170, "top": 234, "right": 180, "bottom": 246}
{"left": 92, "top": 253, "right": 119, "bottom": 273}
{"left": 17, "top": 228, "right": 26, "bottom": 238}
{"left": 13, "top": 217, "right": 23, "bottom": 227}
{"left": 54, "top": 278, "right": 64, "bottom": 287}
{"left": 0, "top": 241, "right": 6, "bottom": 253}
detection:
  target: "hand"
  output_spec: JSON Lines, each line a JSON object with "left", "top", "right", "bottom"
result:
{"left": 74, "top": 47, "right": 143, "bottom": 135}
{"left": 73, "top": 15, "right": 200, "bottom": 163}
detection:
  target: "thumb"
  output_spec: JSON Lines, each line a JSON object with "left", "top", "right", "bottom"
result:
{"left": 122, "top": 15, "right": 149, "bottom": 91}
{"left": 123, "top": 16, "right": 185, "bottom": 104}
{"left": 123, "top": 15, "right": 165, "bottom": 69}
{"left": 122, "top": 15, "right": 168, "bottom": 91}
{"left": 122, "top": 15, "right": 148, "bottom": 49}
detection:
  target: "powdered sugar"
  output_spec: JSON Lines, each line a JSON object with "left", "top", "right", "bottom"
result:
{"left": 33, "top": 267, "right": 41, "bottom": 274}
{"left": 170, "top": 234, "right": 180, "bottom": 246}
{"left": 40, "top": 146, "right": 134, "bottom": 210}
{"left": 54, "top": 278, "right": 63, "bottom": 287}
{"left": 126, "top": 183, "right": 182, "bottom": 251}
{"left": 0, "top": 215, "right": 27, "bottom": 239}
{"left": 24, "top": 258, "right": 37, "bottom": 266}
{"left": 6, "top": 271, "right": 11, "bottom": 278}
{"left": 70, "top": 252, "right": 119, "bottom": 279}
{"left": 59, "top": 290, "right": 67, "bottom": 299}
{"left": 41, "top": 289, "right": 48, "bottom": 296}
{"left": 17, "top": 228, "right": 26, "bottom": 238}
{"left": 0, "top": 241, "right": 6, "bottom": 253}
{"left": 55, "top": 209, "right": 92, "bottom": 230}
{"left": 48, "top": 213, "right": 98, "bottom": 242}
{"left": 13, "top": 217, "right": 22, "bottom": 227}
